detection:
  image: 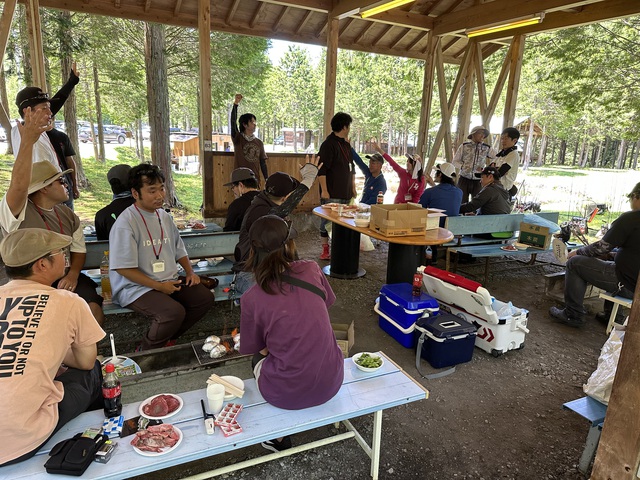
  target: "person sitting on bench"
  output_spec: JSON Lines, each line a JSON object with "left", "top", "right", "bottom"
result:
{"left": 94, "top": 164, "right": 135, "bottom": 240}
{"left": 459, "top": 165, "right": 511, "bottom": 216}
{"left": 109, "top": 164, "right": 215, "bottom": 350}
{"left": 550, "top": 182, "right": 640, "bottom": 327}
{"left": 239, "top": 215, "right": 344, "bottom": 453}
{"left": 0, "top": 229, "right": 105, "bottom": 466}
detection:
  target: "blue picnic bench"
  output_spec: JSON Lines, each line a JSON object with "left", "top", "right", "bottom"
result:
{"left": 84, "top": 231, "right": 240, "bottom": 314}
{"left": 563, "top": 396, "right": 607, "bottom": 474}
{"left": 444, "top": 212, "right": 560, "bottom": 284}
{"left": 0, "top": 352, "right": 427, "bottom": 480}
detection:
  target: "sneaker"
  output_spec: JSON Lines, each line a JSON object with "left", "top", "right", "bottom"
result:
{"left": 595, "top": 311, "right": 625, "bottom": 325}
{"left": 165, "top": 339, "right": 177, "bottom": 347}
{"left": 134, "top": 343, "right": 143, "bottom": 353}
{"left": 261, "top": 436, "right": 292, "bottom": 453}
{"left": 319, "top": 251, "right": 331, "bottom": 260}
{"left": 549, "top": 306, "right": 585, "bottom": 327}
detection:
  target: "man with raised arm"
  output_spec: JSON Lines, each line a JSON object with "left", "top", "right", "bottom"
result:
{"left": 230, "top": 94, "right": 268, "bottom": 185}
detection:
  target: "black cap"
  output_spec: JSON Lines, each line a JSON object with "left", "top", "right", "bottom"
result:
{"left": 627, "top": 182, "right": 640, "bottom": 199}
{"left": 474, "top": 166, "right": 501, "bottom": 179}
{"left": 265, "top": 172, "right": 299, "bottom": 197}
{"left": 365, "top": 153, "right": 385, "bottom": 164}
{"left": 249, "top": 215, "right": 297, "bottom": 253}
{"left": 15, "top": 87, "right": 49, "bottom": 115}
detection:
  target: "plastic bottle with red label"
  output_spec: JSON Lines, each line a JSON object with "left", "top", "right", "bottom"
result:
{"left": 102, "top": 363, "right": 122, "bottom": 417}
{"left": 412, "top": 270, "right": 422, "bottom": 296}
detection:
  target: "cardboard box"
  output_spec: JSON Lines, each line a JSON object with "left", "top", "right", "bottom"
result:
{"left": 518, "top": 222, "right": 552, "bottom": 249}
{"left": 332, "top": 321, "right": 355, "bottom": 357}
{"left": 370, "top": 203, "right": 446, "bottom": 237}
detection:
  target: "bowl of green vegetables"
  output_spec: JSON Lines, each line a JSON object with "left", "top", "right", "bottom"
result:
{"left": 352, "top": 352, "right": 384, "bottom": 372}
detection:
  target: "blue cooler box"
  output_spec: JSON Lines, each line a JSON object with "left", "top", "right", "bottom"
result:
{"left": 375, "top": 283, "right": 439, "bottom": 348}
{"left": 416, "top": 313, "right": 477, "bottom": 368}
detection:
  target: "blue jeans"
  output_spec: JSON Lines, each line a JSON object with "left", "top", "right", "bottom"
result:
{"left": 235, "top": 271, "right": 256, "bottom": 297}
{"left": 564, "top": 255, "right": 633, "bottom": 320}
{"left": 319, "top": 198, "right": 350, "bottom": 238}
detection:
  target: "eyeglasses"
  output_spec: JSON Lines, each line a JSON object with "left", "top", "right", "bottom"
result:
{"left": 56, "top": 177, "right": 67, "bottom": 185}
{"left": 18, "top": 93, "right": 49, "bottom": 109}
{"left": 48, "top": 250, "right": 70, "bottom": 267}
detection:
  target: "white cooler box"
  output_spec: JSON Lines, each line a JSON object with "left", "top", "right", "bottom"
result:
{"left": 419, "top": 266, "right": 529, "bottom": 357}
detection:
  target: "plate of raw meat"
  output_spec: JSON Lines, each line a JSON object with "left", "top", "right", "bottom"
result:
{"left": 139, "top": 393, "right": 183, "bottom": 420}
{"left": 131, "top": 424, "right": 182, "bottom": 456}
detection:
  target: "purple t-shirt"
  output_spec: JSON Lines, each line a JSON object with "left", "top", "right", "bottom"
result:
{"left": 239, "top": 260, "right": 344, "bottom": 409}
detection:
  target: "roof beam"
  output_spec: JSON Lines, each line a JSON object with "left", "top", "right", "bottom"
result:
{"left": 433, "top": 0, "right": 604, "bottom": 35}
{"left": 330, "top": 0, "right": 379, "bottom": 19}
{"left": 372, "top": 24, "right": 393, "bottom": 46}
{"left": 273, "top": 5, "right": 290, "bottom": 31}
{"left": 339, "top": 17, "right": 354, "bottom": 35}
{"left": 257, "top": 0, "right": 331, "bottom": 14}
{"left": 407, "top": 30, "right": 428, "bottom": 51}
{"left": 250, "top": 2, "right": 267, "bottom": 28}
{"left": 353, "top": 20, "right": 374, "bottom": 43}
{"left": 473, "top": 0, "right": 640, "bottom": 42}
{"left": 295, "top": 10, "right": 314, "bottom": 34}
{"left": 144, "top": 0, "right": 151, "bottom": 13}
{"left": 173, "top": 0, "right": 182, "bottom": 16}
{"left": 361, "top": 10, "right": 432, "bottom": 30}
{"left": 226, "top": 0, "right": 240, "bottom": 25}
{"left": 390, "top": 28, "right": 411, "bottom": 49}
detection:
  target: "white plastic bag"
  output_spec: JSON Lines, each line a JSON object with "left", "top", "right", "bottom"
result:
{"left": 583, "top": 327, "right": 625, "bottom": 405}
{"left": 360, "top": 234, "right": 375, "bottom": 251}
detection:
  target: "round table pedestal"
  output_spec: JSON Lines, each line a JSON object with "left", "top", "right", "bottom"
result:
{"left": 386, "top": 243, "right": 425, "bottom": 284}
{"left": 323, "top": 223, "right": 366, "bottom": 279}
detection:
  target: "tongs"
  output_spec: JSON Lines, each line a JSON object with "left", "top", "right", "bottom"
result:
{"left": 201, "top": 399, "right": 216, "bottom": 435}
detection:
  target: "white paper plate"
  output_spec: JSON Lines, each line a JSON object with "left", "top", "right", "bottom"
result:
{"left": 86, "top": 269, "right": 101, "bottom": 277}
{"left": 139, "top": 393, "right": 184, "bottom": 420}
{"left": 132, "top": 425, "right": 182, "bottom": 457}
{"left": 220, "top": 375, "right": 245, "bottom": 400}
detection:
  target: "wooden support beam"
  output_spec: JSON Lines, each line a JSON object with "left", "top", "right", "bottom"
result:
{"left": 434, "top": 41, "right": 452, "bottom": 162}
{"left": 361, "top": 10, "right": 433, "bottom": 31}
{"left": 474, "top": 42, "right": 488, "bottom": 124}
{"left": 591, "top": 278, "right": 640, "bottom": 479}
{"left": 339, "top": 17, "right": 354, "bottom": 36}
{"left": 503, "top": 34, "right": 524, "bottom": 129}
{"left": 407, "top": 30, "right": 428, "bottom": 51}
{"left": 330, "top": 0, "right": 378, "bottom": 20}
{"left": 173, "top": 0, "right": 183, "bottom": 16}
{"left": 25, "top": 0, "right": 46, "bottom": 89}
{"left": 144, "top": 0, "right": 152, "bottom": 13}
{"left": 250, "top": 2, "right": 267, "bottom": 29}
{"left": 372, "top": 24, "right": 393, "bottom": 46}
{"left": 471, "top": 0, "right": 640, "bottom": 42}
{"left": 315, "top": 19, "right": 328, "bottom": 37}
{"left": 441, "top": 0, "right": 464, "bottom": 15}
{"left": 198, "top": 0, "right": 214, "bottom": 217}
{"left": 485, "top": 44, "right": 511, "bottom": 122}
{"left": 273, "top": 6, "right": 290, "bottom": 31}
{"left": 390, "top": 28, "right": 411, "bottom": 49}
{"left": 354, "top": 21, "right": 375, "bottom": 44}
{"left": 323, "top": 16, "right": 339, "bottom": 139}
{"left": 417, "top": 31, "right": 434, "bottom": 163}
{"left": 456, "top": 43, "right": 475, "bottom": 149}
{"left": 226, "top": 0, "right": 241, "bottom": 25}
{"left": 258, "top": 0, "right": 331, "bottom": 13}
{"left": 295, "top": 10, "right": 314, "bottom": 35}
{"left": 433, "top": 0, "right": 603, "bottom": 36}
{"left": 0, "top": 0, "right": 18, "bottom": 73}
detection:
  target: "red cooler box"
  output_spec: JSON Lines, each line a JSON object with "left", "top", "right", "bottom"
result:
{"left": 415, "top": 313, "right": 477, "bottom": 368}
{"left": 374, "top": 283, "right": 439, "bottom": 348}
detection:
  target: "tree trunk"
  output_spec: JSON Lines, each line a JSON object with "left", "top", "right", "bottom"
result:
{"left": 578, "top": 138, "right": 588, "bottom": 168}
{"left": 144, "top": 22, "right": 177, "bottom": 207}
{"left": 92, "top": 64, "right": 105, "bottom": 162}
{"left": 0, "top": 69, "right": 13, "bottom": 155}
{"left": 537, "top": 133, "right": 547, "bottom": 167}
{"left": 558, "top": 139, "right": 566, "bottom": 165}
{"left": 18, "top": 6, "right": 32, "bottom": 86}
{"left": 616, "top": 139, "right": 627, "bottom": 170}
{"left": 632, "top": 140, "right": 640, "bottom": 170}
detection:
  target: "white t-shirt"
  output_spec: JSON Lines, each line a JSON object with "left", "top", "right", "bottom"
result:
{"left": 109, "top": 205, "right": 188, "bottom": 307}
{"left": 494, "top": 149, "right": 519, "bottom": 191}
{"left": 11, "top": 125, "right": 61, "bottom": 171}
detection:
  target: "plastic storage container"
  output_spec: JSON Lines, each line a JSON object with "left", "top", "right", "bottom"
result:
{"left": 415, "top": 313, "right": 477, "bottom": 368}
{"left": 376, "top": 283, "right": 439, "bottom": 348}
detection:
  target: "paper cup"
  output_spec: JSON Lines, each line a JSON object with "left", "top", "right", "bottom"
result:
{"left": 206, "top": 383, "right": 225, "bottom": 414}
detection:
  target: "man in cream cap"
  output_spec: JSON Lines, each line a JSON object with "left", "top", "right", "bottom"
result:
{"left": 0, "top": 109, "right": 104, "bottom": 325}
{"left": 0, "top": 229, "right": 105, "bottom": 466}
{"left": 453, "top": 125, "right": 496, "bottom": 203}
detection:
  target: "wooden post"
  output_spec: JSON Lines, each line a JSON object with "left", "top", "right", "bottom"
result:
{"left": 456, "top": 42, "right": 476, "bottom": 150}
{"left": 0, "top": 0, "right": 17, "bottom": 72}
{"left": 323, "top": 17, "right": 338, "bottom": 141}
{"left": 199, "top": 0, "right": 214, "bottom": 218}
{"left": 591, "top": 276, "right": 640, "bottom": 479}
{"left": 25, "top": 0, "right": 46, "bottom": 89}
{"left": 503, "top": 34, "right": 525, "bottom": 129}
{"left": 417, "top": 32, "right": 434, "bottom": 163}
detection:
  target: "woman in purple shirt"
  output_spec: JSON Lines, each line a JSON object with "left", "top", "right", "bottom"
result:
{"left": 239, "top": 215, "right": 344, "bottom": 452}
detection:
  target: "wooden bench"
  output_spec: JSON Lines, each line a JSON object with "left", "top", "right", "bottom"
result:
{"left": 84, "top": 231, "right": 240, "bottom": 314}
{"left": 563, "top": 396, "right": 607, "bottom": 474}
{"left": 3, "top": 352, "right": 428, "bottom": 480}
{"left": 598, "top": 292, "right": 632, "bottom": 334}
{"left": 444, "top": 212, "right": 560, "bottom": 284}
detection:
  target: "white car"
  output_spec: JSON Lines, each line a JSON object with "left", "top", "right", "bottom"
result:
{"left": 0, "top": 127, "right": 6, "bottom": 142}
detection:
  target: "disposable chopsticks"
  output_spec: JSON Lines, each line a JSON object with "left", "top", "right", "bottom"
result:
{"left": 206, "top": 374, "right": 244, "bottom": 398}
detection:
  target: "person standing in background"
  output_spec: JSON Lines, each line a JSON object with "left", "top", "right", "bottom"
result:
{"left": 371, "top": 140, "right": 425, "bottom": 203}
{"left": 491, "top": 127, "right": 520, "bottom": 197}
{"left": 230, "top": 94, "right": 268, "bottom": 185}
{"left": 95, "top": 164, "right": 135, "bottom": 240}
{"left": 452, "top": 125, "right": 496, "bottom": 203}
{"left": 47, "top": 125, "right": 80, "bottom": 210}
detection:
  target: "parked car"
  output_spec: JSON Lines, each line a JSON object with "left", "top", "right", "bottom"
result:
{"left": 274, "top": 135, "right": 284, "bottom": 145}
{"left": 79, "top": 125, "right": 127, "bottom": 144}
{"left": 0, "top": 127, "right": 6, "bottom": 142}
{"left": 54, "top": 120, "right": 66, "bottom": 132}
